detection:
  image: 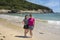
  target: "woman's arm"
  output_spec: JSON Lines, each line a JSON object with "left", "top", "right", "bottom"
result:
{"left": 22, "top": 19, "right": 24, "bottom": 25}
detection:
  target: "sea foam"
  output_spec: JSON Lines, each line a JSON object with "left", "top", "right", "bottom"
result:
{"left": 47, "top": 20, "right": 60, "bottom": 25}
{"left": 0, "top": 14, "right": 60, "bottom": 25}
{"left": 0, "top": 14, "right": 24, "bottom": 22}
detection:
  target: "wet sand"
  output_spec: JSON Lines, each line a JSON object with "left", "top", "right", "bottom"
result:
{"left": 0, "top": 18, "right": 34, "bottom": 40}
{"left": 0, "top": 17, "right": 60, "bottom": 40}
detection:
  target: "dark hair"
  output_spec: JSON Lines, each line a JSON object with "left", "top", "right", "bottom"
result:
{"left": 25, "top": 15, "right": 28, "bottom": 19}
{"left": 29, "top": 14, "right": 32, "bottom": 17}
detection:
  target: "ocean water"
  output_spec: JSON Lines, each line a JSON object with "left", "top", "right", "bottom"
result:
{"left": 6, "top": 13, "right": 60, "bottom": 21}
{"left": 0, "top": 13, "right": 60, "bottom": 25}
{"left": 0, "top": 13, "right": 60, "bottom": 35}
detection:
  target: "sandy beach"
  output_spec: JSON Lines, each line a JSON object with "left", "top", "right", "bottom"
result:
{"left": 0, "top": 18, "right": 35, "bottom": 40}
{"left": 0, "top": 14, "right": 60, "bottom": 40}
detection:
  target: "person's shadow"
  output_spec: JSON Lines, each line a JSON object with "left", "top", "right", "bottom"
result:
{"left": 15, "top": 36, "right": 31, "bottom": 38}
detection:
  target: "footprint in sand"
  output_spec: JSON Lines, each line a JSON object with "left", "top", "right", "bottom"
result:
{"left": 3, "top": 36, "right": 5, "bottom": 38}
{"left": 10, "top": 34, "right": 13, "bottom": 35}
{"left": 0, "top": 38, "right": 3, "bottom": 40}
{"left": 39, "top": 32, "right": 44, "bottom": 34}
{"left": 0, "top": 33, "right": 5, "bottom": 40}
{"left": 0, "top": 33, "right": 1, "bottom": 35}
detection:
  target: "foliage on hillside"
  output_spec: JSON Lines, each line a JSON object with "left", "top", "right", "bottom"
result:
{"left": 0, "top": 0, "right": 53, "bottom": 12}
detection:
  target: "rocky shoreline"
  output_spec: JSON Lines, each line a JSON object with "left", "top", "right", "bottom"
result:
{"left": 0, "top": 9, "right": 53, "bottom": 14}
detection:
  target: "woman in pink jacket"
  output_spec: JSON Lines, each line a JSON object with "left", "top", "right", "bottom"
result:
{"left": 28, "top": 14, "right": 35, "bottom": 38}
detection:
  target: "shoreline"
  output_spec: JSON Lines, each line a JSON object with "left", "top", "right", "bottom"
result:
{"left": 0, "top": 14, "right": 60, "bottom": 25}
{"left": 0, "top": 18, "right": 33, "bottom": 40}
{"left": 0, "top": 15, "right": 60, "bottom": 40}
{"left": 0, "top": 18, "right": 60, "bottom": 40}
